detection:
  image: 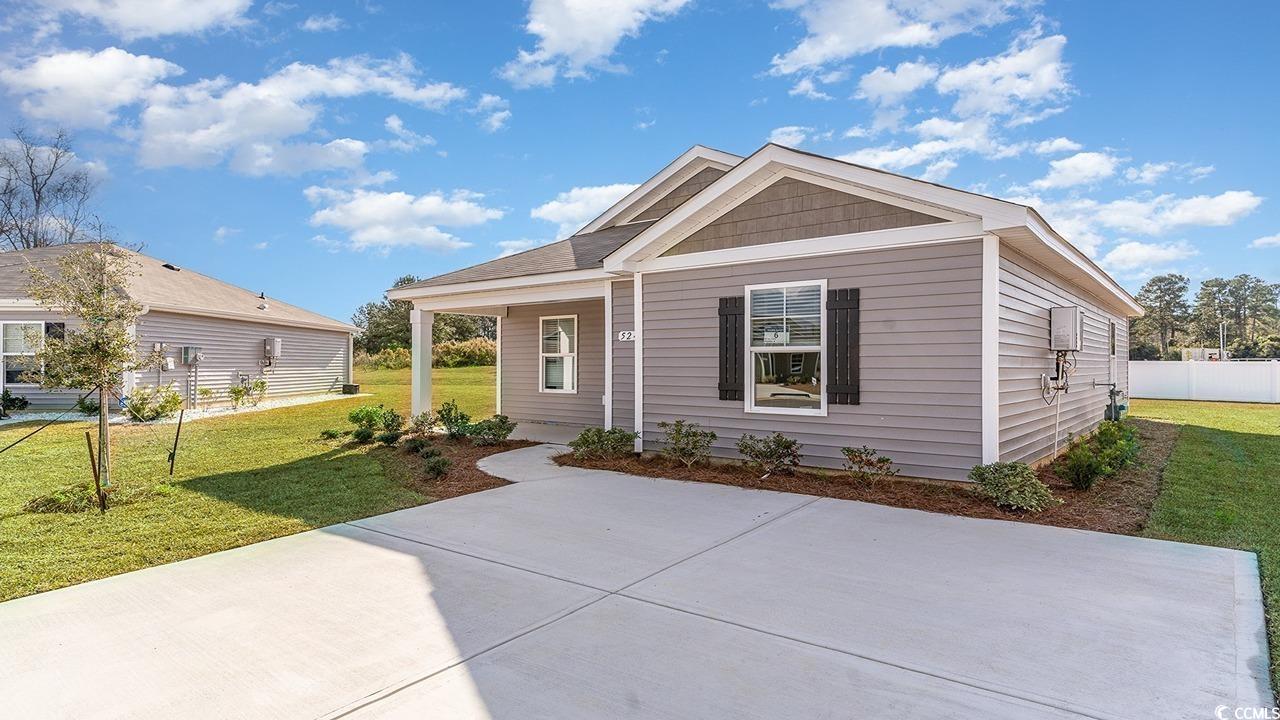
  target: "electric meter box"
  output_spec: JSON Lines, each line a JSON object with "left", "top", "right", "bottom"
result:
{"left": 265, "top": 338, "right": 283, "bottom": 358}
{"left": 1049, "top": 306, "right": 1083, "bottom": 351}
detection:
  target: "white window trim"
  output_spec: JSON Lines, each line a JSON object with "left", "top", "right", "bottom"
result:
{"left": 1, "top": 320, "right": 47, "bottom": 388}
{"left": 538, "top": 314, "right": 579, "bottom": 394}
{"left": 743, "top": 279, "right": 827, "bottom": 417}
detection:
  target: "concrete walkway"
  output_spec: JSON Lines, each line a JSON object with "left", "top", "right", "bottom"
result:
{"left": 0, "top": 445, "right": 1271, "bottom": 719}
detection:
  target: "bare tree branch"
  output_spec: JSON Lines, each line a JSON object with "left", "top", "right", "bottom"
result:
{"left": 0, "top": 126, "right": 97, "bottom": 251}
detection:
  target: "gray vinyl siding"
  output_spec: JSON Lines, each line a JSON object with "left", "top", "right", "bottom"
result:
{"left": 641, "top": 240, "right": 984, "bottom": 481}
{"left": 0, "top": 310, "right": 85, "bottom": 410}
{"left": 611, "top": 280, "right": 635, "bottom": 432}
{"left": 499, "top": 300, "right": 605, "bottom": 427}
{"left": 661, "top": 177, "right": 945, "bottom": 257}
{"left": 133, "top": 311, "right": 350, "bottom": 406}
{"left": 998, "top": 247, "right": 1130, "bottom": 465}
{"left": 632, "top": 167, "right": 727, "bottom": 222}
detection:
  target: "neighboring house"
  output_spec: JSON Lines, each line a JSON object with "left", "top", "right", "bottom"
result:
{"left": 0, "top": 245, "right": 356, "bottom": 410}
{"left": 390, "top": 144, "right": 1143, "bottom": 481}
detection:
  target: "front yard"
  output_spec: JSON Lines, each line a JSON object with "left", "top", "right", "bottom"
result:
{"left": 0, "top": 365, "right": 495, "bottom": 601}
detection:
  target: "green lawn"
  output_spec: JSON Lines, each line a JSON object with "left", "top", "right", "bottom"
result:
{"left": 1130, "top": 399, "right": 1280, "bottom": 692}
{"left": 0, "top": 365, "right": 494, "bottom": 601}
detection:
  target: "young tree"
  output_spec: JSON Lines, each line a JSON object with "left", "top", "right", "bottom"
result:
{"left": 1132, "top": 273, "right": 1189, "bottom": 356}
{"left": 24, "top": 243, "right": 158, "bottom": 510}
{"left": 0, "top": 127, "right": 95, "bottom": 251}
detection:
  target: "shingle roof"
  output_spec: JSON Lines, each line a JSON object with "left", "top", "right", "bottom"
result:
{"left": 0, "top": 244, "right": 355, "bottom": 333}
{"left": 397, "top": 220, "right": 656, "bottom": 291}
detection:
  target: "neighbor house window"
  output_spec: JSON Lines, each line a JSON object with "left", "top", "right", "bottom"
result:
{"left": 540, "top": 315, "right": 577, "bottom": 393}
{"left": 745, "top": 280, "right": 825, "bottom": 415}
{"left": 2, "top": 322, "right": 43, "bottom": 385}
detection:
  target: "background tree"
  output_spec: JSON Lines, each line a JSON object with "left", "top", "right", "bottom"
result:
{"left": 1131, "top": 273, "right": 1190, "bottom": 357}
{"left": 0, "top": 127, "right": 95, "bottom": 251}
{"left": 1190, "top": 274, "right": 1279, "bottom": 347}
{"left": 352, "top": 275, "right": 495, "bottom": 353}
{"left": 25, "top": 243, "right": 159, "bottom": 510}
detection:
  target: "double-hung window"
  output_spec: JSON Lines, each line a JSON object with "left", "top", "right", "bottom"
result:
{"left": 539, "top": 315, "right": 577, "bottom": 393}
{"left": 2, "top": 322, "right": 44, "bottom": 385}
{"left": 745, "top": 280, "right": 825, "bottom": 415}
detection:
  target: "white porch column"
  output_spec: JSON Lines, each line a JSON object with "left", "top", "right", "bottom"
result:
{"left": 411, "top": 309, "right": 434, "bottom": 417}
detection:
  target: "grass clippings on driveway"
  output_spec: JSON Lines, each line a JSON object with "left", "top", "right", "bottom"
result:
{"left": 556, "top": 418, "right": 1178, "bottom": 535}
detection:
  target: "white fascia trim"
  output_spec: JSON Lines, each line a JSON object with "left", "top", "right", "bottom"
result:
{"left": 603, "top": 144, "right": 1021, "bottom": 272}
{"left": 610, "top": 157, "right": 737, "bottom": 228}
{"left": 579, "top": 145, "right": 744, "bottom": 235}
{"left": 141, "top": 303, "right": 357, "bottom": 334}
{"left": 1022, "top": 210, "right": 1145, "bottom": 317}
{"left": 0, "top": 298, "right": 42, "bottom": 308}
{"left": 388, "top": 268, "right": 614, "bottom": 301}
{"left": 981, "top": 234, "right": 1000, "bottom": 464}
{"left": 410, "top": 280, "right": 611, "bottom": 313}
{"left": 636, "top": 220, "right": 984, "bottom": 275}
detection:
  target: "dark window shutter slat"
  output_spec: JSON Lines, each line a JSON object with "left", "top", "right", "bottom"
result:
{"left": 718, "top": 296, "right": 744, "bottom": 401}
{"left": 826, "top": 288, "right": 860, "bottom": 405}
{"left": 44, "top": 322, "right": 66, "bottom": 340}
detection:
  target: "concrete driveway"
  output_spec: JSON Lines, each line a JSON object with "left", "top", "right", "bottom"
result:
{"left": 1, "top": 445, "right": 1271, "bottom": 719}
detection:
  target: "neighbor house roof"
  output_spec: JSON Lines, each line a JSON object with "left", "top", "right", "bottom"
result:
{"left": 396, "top": 220, "right": 656, "bottom": 291}
{"left": 0, "top": 244, "right": 356, "bottom": 333}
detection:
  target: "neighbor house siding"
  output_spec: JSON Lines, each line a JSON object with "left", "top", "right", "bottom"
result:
{"left": 133, "top": 310, "right": 350, "bottom": 406}
{"left": 641, "top": 240, "right": 984, "bottom": 481}
{"left": 998, "top": 247, "right": 1130, "bottom": 465}
{"left": 661, "top": 177, "right": 945, "bottom": 257}
{"left": 0, "top": 310, "right": 85, "bottom": 410}
{"left": 610, "top": 280, "right": 635, "bottom": 432}
{"left": 632, "top": 167, "right": 727, "bottom": 222}
{"left": 499, "top": 299, "right": 605, "bottom": 427}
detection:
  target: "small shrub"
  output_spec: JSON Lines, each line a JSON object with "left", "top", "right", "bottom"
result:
{"left": 468, "top": 414, "right": 516, "bottom": 445}
{"left": 433, "top": 338, "right": 496, "bottom": 368}
{"left": 410, "top": 410, "right": 436, "bottom": 434}
{"left": 422, "top": 455, "right": 451, "bottom": 479}
{"left": 402, "top": 435, "right": 432, "bottom": 454}
{"left": 657, "top": 420, "right": 716, "bottom": 468}
{"left": 1094, "top": 420, "right": 1140, "bottom": 471}
{"left": 569, "top": 427, "right": 639, "bottom": 459}
{"left": 320, "top": 428, "right": 343, "bottom": 440}
{"left": 1062, "top": 441, "right": 1106, "bottom": 490}
{"left": 351, "top": 426, "right": 375, "bottom": 443}
{"left": 196, "top": 387, "right": 215, "bottom": 410}
{"left": 75, "top": 395, "right": 101, "bottom": 416}
{"left": 355, "top": 347, "right": 412, "bottom": 370}
{"left": 841, "top": 445, "right": 898, "bottom": 486}
{"left": 247, "top": 378, "right": 268, "bottom": 407}
{"left": 348, "top": 404, "right": 388, "bottom": 430}
{"left": 736, "top": 432, "right": 803, "bottom": 478}
{"left": 437, "top": 399, "right": 471, "bottom": 439}
{"left": 374, "top": 430, "right": 403, "bottom": 446}
{"left": 24, "top": 482, "right": 100, "bottom": 513}
{"left": 1, "top": 388, "right": 30, "bottom": 417}
{"left": 381, "top": 408, "right": 405, "bottom": 432}
{"left": 124, "top": 384, "right": 184, "bottom": 422}
{"left": 419, "top": 446, "right": 441, "bottom": 459}
{"left": 969, "top": 462, "right": 1059, "bottom": 512}
{"left": 227, "top": 384, "right": 248, "bottom": 409}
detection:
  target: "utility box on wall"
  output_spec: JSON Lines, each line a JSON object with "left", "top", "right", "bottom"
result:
{"left": 1050, "top": 306, "right": 1083, "bottom": 351}
{"left": 264, "top": 338, "right": 283, "bottom": 359}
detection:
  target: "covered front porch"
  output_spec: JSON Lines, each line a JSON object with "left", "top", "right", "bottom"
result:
{"left": 404, "top": 278, "right": 618, "bottom": 444}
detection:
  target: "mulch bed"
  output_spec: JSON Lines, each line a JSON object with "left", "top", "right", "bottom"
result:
{"left": 376, "top": 436, "right": 537, "bottom": 501}
{"left": 554, "top": 418, "right": 1180, "bottom": 536}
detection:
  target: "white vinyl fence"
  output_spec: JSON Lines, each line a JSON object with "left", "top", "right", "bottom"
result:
{"left": 1130, "top": 361, "right": 1280, "bottom": 403}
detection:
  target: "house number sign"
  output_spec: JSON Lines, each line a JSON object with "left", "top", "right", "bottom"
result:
{"left": 617, "top": 330, "right": 636, "bottom": 342}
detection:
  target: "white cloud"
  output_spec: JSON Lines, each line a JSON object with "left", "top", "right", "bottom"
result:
{"left": 919, "top": 158, "right": 957, "bottom": 182}
{"left": 500, "top": 0, "right": 691, "bottom": 88}
{"left": 252, "top": 241, "right": 269, "bottom": 250}
{"left": 230, "top": 138, "right": 369, "bottom": 176}
{"left": 305, "top": 186, "right": 504, "bottom": 252}
{"left": 0, "top": 48, "right": 182, "bottom": 128}
{"left": 497, "top": 238, "right": 551, "bottom": 258}
{"left": 1101, "top": 240, "right": 1197, "bottom": 271}
{"left": 473, "top": 94, "right": 511, "bottom": 132}
{"left": 840, "top": 116, "right": 1015, "bottom": 170}
{"left": 936, "top": 32, "right": 1070, "bottom": 118}
{"left": 768, "top": 125, "right": 813, "bottom": 146}
{"left": 1030, "top": 151, "right": 1119, "bottom": 189}
{"left": 856, "top": 60, "right": 937, "bottom": 105}
{"left": 1033, "top": 137, "right": 1081, "bottom": 155}
{"left": 1250, "top": 234, "right": 1280, "bottom": 249}
{"left": 1124, "top": 161, "right": 1172, "bottom": 185}
{"left": 383, "top": 114, "right": 435, "bottom": 150}
{"left": 531, "top": 183, "right": 639, "bottom": 238}
{"left": 788, "top": 77, "right": 831, "bottom": 100}
{"left": 299, "top": 13, "right": 344, "bottom": 31}
{"left": 43, "top": 0, "right": 251, "bottom": 39}
{"left": 770, "top": 0, "right": 1027, "bottom": 75}
{"left": 213, "top": 225, "right": 240, "bottom": 242}
{"left": 1187, "top": 165, "right": 1214, "bottom": 182}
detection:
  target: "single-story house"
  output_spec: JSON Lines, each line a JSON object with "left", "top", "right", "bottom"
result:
{"left": 390, "top": 144, "right": 1144, "bottom": 481}
{"left": 0, "top": 245, "right": 356, "bottom": 410}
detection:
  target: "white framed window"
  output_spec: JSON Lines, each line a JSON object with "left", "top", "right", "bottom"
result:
{"left": 744, "top": 279, "right": 826, "bottom": 416}
{"left": 1, "top": 322, "right": 44, "bottom": 386}
{"left": 539, "top": 315, "right": 577, "bottom": 393}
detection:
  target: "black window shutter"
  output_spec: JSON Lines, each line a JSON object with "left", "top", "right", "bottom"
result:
{"left": 718, "top": 296, "right": 744, "bottom": 401}
{"left": 827, "top": 288, "right": 860, "bottom": 405}
{"left": 44, "top": 322, "right": 66, "bottom": 340}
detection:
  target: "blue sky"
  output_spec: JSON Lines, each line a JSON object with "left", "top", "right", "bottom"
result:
{"left": 1, "top": 0, "right": 1276, "bottom": 322}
